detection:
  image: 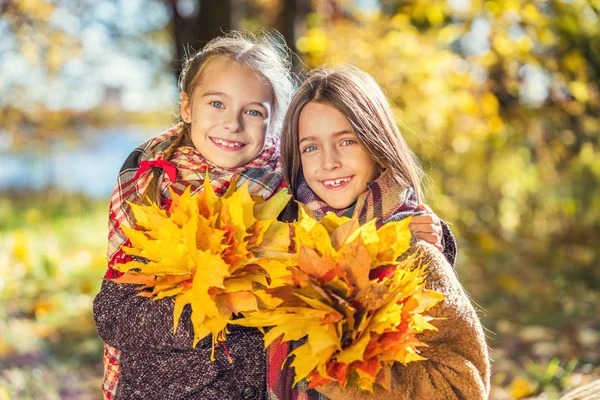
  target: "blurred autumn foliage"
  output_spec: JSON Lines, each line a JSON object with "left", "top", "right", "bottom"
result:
{"left": 1, "top": 0, "right": 599, "bottom": 399}
{"left": 1, "top": 0, "right": 173, "bottom": 148}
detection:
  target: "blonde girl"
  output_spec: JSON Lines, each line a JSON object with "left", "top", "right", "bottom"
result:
{"left": 93, "top": 32, "right": 296, "bottom": 400}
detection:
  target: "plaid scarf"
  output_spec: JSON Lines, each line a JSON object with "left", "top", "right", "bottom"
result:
{"left": 266, "top": 335, "right": 330, "bottom": 400}
{"left": 295, "top": 170, "right": 420, "bottom": 226}
{"left": 106, "top": 123, "right": 285, "bottom": 276}
{"left": 101, "top": 123, "right": 286, "bottom": 400}
{"left": 294, "top": 170, "right": 457, "bottom": 266}
{"left": 294, "top": 171, "right": 459, "bottom": 266}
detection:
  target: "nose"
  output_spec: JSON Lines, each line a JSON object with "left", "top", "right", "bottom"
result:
{"left": 321, "top": 147, "right": 342, "bottom": 171}
{"left": 222, "top": 111, "right": 242, "bottom": 133}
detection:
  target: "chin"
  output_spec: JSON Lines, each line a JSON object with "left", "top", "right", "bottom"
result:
{"left": 217, "top": 156, "right": 250, "bottom": 169}
{"left": 324, "top": 198, "right": 353, "bottom": 210}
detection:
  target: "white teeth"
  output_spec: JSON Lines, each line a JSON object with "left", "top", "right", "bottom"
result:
{"left": 214, "top": 138, "right": 243, "bottom": 147}
{"left": 323, "top": 177, "right": 351, "bottom": 187}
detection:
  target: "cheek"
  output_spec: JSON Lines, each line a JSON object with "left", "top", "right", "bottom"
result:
{"left": 355, "top": 152, "right": 378, "bottom": 179}
{"left": 193, "top": 105, "right": 221, "bottom": 124}
{"left": 249, "top": 123, "right": 269, "bottom": 145}
{"left": 299, "top": 155, "right": 314, "bottom": 179}
{"left": 367, "top": 162, "right": 379, "bottom": 181}
{"left": 300, "top": 157, "right": 322, "bottom": 195}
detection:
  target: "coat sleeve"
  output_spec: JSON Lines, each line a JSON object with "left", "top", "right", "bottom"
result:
{"left": 440, "top": 220, "right": 458, "bottom": 267}
{"left": 316, "top": 241, "right": 491, "bottom": 400}
{"left": 93, "top": 147, "right": 199, "bottom": 352}
{"left": 93, "top": 279, "right": 199, "bottom": 352}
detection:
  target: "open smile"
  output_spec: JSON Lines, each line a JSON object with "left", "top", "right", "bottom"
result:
{"left": 320, "top": 176, "right": 354, "bottom": 191}
{"left": 210, "top": 137, "right": 247, "bottom": 151}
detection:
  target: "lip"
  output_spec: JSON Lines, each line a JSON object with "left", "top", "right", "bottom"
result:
{"left": 319, "top": 175, "right": 354, "bottom": 191}
{"left": 210, "top": 137, "right": 247, "bottom": 151}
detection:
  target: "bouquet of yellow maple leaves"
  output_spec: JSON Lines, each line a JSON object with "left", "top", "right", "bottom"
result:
{"left": 111, "top": 176, "right": 291, "bottom": 359}
{"left": 233, "top": 207, "right": 445, "bottom": 392}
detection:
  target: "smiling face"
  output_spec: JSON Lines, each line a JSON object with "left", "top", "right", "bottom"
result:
{"left": 298, "top": 101, "right": 379, "bottom": 209}
{"left": 180, "top": 57, "right": 274, "bottom": 169}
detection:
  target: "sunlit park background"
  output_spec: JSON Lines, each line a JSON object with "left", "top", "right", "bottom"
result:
{"left": 1, "top": 0, "right": 599, "bottom": 398}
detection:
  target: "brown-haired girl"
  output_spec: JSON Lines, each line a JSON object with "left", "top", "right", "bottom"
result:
{"left": 279, "top": 65, "right": 490, "bottom": 399}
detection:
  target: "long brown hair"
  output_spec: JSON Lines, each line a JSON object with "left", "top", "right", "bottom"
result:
{"left": 280, "top": 65, "right": 424, "bottom": 220}
{"left": 140, "top": 31, "right": 296, "bottom": 205}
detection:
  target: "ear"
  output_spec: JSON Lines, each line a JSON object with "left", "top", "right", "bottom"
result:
{"left": 181, "top": 92, "right": 191, "bottom": 123}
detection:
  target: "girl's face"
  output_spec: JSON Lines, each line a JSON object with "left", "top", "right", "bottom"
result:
{"left": 181, "top": 57, "right": 274, "bottom": 169}
{"left": 298, "top": 101, "right": 378, "bottom": 209}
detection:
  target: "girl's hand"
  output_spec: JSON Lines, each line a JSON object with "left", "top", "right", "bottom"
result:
{"left": 409, "top": 204, "right": 443, "bottom": 252}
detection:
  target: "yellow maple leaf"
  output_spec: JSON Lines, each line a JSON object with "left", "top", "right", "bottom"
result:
{"left": 112, "top": 175, "right": 292, "bottom": 358}
{"left": 376, "top": 218, "right": 412, "bottom": 262}
{"left": 296, "top": 207, "right": 336, "bottom": 258}
{"left": 233, "top": 211, "right": 445, "bottom": 391}
{"left": 335, "top": 331, "right": 371, "bottom": 364}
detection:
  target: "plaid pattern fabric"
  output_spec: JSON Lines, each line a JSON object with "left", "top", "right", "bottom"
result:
{"left": 101, "top": 123, "right": 286, "bottom": 399}
{"left": 266, "top": 338, "right": 329, "bottom": 400}
{"left": 295, "top": 170, "right": 458, "bottom": 268}
{"left": 296, "top": 170, "right": 418, "bottom": 226}
{"left": 106, "top": 123, "right": 285, "bottom": 275}
{"left": 267, "top": 337, "right": 291, "bottom": 399}
{"left": 102, "top": 344, "right": 121, "bottom": 400}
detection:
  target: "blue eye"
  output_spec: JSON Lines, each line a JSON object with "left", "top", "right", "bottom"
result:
{"left": 341, "top": 139, "right": 356, "bottom": 146}
{"left": 246, "top": 110, "right": 263, "bottom": 117}
{"left": 210, "top": 101, "right": 224, "bottom": 108}
{"left": 302, "top": 145, "right": 318, "bottom": 153}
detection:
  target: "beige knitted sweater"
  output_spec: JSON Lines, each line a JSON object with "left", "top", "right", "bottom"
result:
{"left": 316, "top": 241, "right": 491, "bottom": 400}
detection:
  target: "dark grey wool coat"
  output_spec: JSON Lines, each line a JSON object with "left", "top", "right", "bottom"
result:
{"left": 93, "top": 280, "right": 267, "bottom": 400}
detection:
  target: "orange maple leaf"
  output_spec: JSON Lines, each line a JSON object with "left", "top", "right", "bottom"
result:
{"left": 234, "top": 209, "right": 445, "bottom": 391}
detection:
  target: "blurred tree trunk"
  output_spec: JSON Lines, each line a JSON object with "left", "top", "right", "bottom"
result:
{"left": 276, "top": 0, "right": 309, "bottom": 67}
{"left": 165, "top": 0, "right": 310, "bottom": 75}
{"left": 165, "top": 0, "right": 234, "bottom": 80}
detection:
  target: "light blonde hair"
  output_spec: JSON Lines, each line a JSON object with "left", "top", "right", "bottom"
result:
{"left": 141, "top": 31, "right": 296, "bottom": 205}
{"left": 280, "top": 65, "right": 424, "bottom": 219}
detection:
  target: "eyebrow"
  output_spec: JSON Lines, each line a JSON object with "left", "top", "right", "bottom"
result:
{"left": 202, "top": 90, "right": 229, "bottom": 98}
{"left": 298, "top": 130, "right": 354, "bottom": 145}
{"left": 201, "top": 90, "right": 269, "bottom": 110}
